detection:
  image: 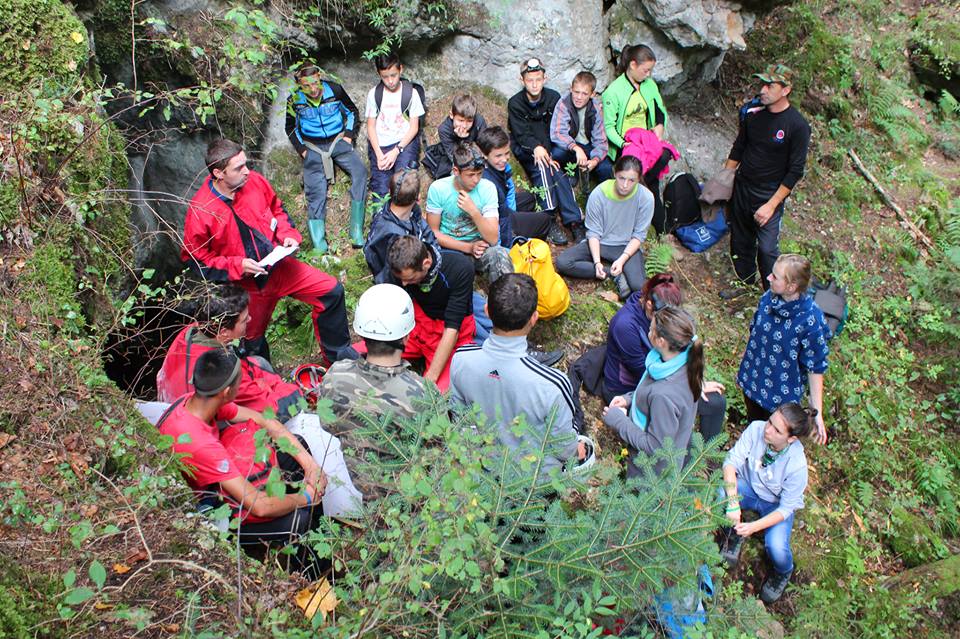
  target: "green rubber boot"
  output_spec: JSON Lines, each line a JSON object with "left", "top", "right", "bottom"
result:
{"left": 349, "top": 200, "right": 365, "bottom": 248}
{"left": 308, "top": 219, "right": 327, "bottom": 254}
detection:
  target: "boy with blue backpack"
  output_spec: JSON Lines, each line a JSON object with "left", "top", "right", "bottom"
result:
{"left": 286, "top": 64, "right": 368, "bottom": 252}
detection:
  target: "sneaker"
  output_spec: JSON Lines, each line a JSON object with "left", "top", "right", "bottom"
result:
{"left": 569, "top": 222, "right": 586, "bottom": 244}
{"left": 613, "top": 274, "right": 631, "bottom": 300}
{"left": 528, "top": 349, "right": 564, "bottom": 367}
{"left": 547, "top": 220, "right": 569, "bottom": 245}
{"left": 759, "top": 569, "right": 793, "bottom": 604}
{"left": 719, "top": 528, "right": 745, "bottom": 568}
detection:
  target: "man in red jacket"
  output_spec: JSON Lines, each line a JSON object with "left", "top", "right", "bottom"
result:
{"left": 157, "top": 284, "right": 303, "bottom": 419}
{"left": 182, "top": 138, "right": 357, "bottom": 362}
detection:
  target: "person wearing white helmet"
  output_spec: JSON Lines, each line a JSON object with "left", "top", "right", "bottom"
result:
{"left": 319, "top": 283, "right": 428, "bottom": 427}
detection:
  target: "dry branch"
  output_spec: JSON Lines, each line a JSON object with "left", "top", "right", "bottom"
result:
{"left": 847, "top": 148, "right": 935, "bottom": 255}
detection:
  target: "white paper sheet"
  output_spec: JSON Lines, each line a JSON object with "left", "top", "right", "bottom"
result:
{"left": 257, "top": 244, "right": 297, "bottom": 268}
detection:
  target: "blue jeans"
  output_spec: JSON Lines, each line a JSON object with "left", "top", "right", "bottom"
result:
{"left": 303, "top": 138, "right": 368, "bottom": 221}
{"left": 517, "top": 152, "right": 583, "bottom": 227}
{"left": 736, "top": 477, "right": 795, "bottom": 575}
{"left": 368, "top": 139, "right": 421, "bottom": 197}
{"left": 550, "top": 143, "right": 614, "bottom": 183}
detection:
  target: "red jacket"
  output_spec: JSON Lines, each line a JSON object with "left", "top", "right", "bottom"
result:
{"left": 182, "top": 171, "right": 302, "bottom": 282}
{"left": 157, "top": 324, "right": 302, "bottom": 418}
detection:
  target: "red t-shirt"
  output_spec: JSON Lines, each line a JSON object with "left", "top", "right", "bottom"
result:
{"left": 159, "top": 395, "right": 279, "bottom": 524}
{"left": 156, "top": 324, "right": 300, "bottom": 416}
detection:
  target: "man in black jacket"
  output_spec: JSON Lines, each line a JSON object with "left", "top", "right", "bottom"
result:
{"left": 507, "top": 58, "right": 585, "bottom": 245}
{"left": 722, "top": 64, "right": 811, "bottom": 295}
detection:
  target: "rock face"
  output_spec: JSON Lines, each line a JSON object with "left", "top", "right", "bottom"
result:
{"left": 427, "top": 0, "right": 612, "bottom": 99}
{"left": 608, "top": 0, "right": 754, "bottom": 96}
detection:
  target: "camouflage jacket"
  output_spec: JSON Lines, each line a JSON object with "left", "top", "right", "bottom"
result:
{"left": 319, "top": 358, "right": 427, "bottom": 427}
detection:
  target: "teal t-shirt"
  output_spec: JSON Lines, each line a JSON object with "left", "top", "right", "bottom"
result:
{"left": 425, "top": 176, "right": 500, "bottom": 242}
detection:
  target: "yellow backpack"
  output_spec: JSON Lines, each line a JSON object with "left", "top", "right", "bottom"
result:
{"left": 509, "top": 238, "right": 570, "bottom": 320}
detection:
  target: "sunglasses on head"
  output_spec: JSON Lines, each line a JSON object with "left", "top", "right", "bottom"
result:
{"left": 455, "top": 147, "right": 486, "bottom": 171}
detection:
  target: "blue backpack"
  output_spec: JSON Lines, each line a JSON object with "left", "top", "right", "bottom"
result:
{"left": 654, "top": 565, "right": 714, "bottom": 639}
{"left": 674, "top": 207, "right": 729, "bottom": 253}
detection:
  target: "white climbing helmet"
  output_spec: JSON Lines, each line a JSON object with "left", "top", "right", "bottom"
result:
{"left": 571, "top": 435, "right": 597, "bottom": 474}
{"left": 353, "top": 283, "right": 416, "bottom": 341}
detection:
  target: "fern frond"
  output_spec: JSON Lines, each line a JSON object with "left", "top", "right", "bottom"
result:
{"left": 644, "top": 240, "right": 675, "bottom": 277}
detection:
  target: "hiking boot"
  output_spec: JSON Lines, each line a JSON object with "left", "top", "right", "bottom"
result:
{"left": 528, "top": 349, "right": 563, "bottom": 367}
{"left": 760, "top": 569, "right": 793, "bottom": 604}
{"left": 719, "top": 287, "right": 749, "bottom": 300}
{"left": 613, "top": 274, "right": 631, "bottom": 300}
{"left": 569, "top": 222, "right": 586, "bottom": 244}
{"left": 547, "top": 220, "right": 569, "bottom": 245}
{"left": 719, "top": 528, "right": 745, "bottom": 568}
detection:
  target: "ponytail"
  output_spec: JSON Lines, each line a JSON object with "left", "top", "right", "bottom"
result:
{"left": 776, "top": 403, "right": 817, "bottom": 438}
{"left": 617, "top": 44, "right": 657, "bottom": 77}
{"left": 652, "top": 305, "right": 703, "bottom": 399}
{"left": 686, "top": 339, "right": 704, "bottom": 400}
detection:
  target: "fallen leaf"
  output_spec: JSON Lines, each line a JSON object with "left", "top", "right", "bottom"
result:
{"left": 852, "top": 510, "right": 866, "bottom": 533}
{"left": 70, "top": 31, "right": 84, "bottom": 44}
{"left": 162, "top": 623, "right": 180, "bottom": 633}
{"left": 599, "top": 291, "right": 621, "bottom": 303}
{"left": 295, "top": 577, "right": 337, "bottom": 622}
{"left": 124, "top": 549, "right": 148, "bottom": 565}
{"left": 112, "top": 563, "right": 131, "bottom": 574}
{"left": 94, "top": 601, "right": 114, "bottom": 611}
{"left": 0, "top": 433, "right": 15, "bottom": 450}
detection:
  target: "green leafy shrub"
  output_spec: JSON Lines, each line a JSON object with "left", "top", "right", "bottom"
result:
{"left": 296, "top": 393, "right": 725, "bottom": 637}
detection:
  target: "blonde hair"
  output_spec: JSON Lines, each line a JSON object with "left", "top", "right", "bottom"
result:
{"left": 776, "top": 254, "right": 811, "bottom": 292}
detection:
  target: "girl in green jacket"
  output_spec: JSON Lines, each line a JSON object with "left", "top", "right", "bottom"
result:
{"left": 602, "top": 45, "right": 671, "bottom": 233}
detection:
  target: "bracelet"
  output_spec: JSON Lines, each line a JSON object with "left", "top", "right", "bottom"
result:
{"left": 594, "top": 260, "right": 602, "bottom": 266}
{"left": 303, "top": 490, "right": 312, "bottom": 507}
{"left": 621, "top": 252, "right": 630, "bottom": 260}
{"left": 725, "top": 505, "right": 740, "bottom": 513}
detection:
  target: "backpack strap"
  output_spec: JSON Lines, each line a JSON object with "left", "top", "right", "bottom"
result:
{"left": 374, "top": 82, "right": 385, "bottom": 114}
{"left": 375, "top": 80, "right": 414, "bottom": 118}
{"left": 400, "top": 79, "right": 412, "bottom": 115}
{"left": 155, "top": 396, "right": 188, "bottom": 428}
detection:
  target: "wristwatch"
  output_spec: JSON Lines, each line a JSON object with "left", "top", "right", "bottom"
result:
{"left": 397, "top": 144, "right": 405, "bottom": 153}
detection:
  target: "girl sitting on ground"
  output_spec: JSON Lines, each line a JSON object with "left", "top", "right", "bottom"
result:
{"left": 569, "top": 273, "right": 726, "bottom": 440}
{"left": 555, "top": 155, "right": 653, "bottom": 299}
{"left": 601, "top": 305, "right": 702, "bottom": 476}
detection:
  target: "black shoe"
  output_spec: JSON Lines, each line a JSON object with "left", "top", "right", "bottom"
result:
{"left": 719, "top": 527, "right": 745, "bottom": 568}
{"left": 569, "top": 222, "right": 586, "bottom": 244}
{"left": 547, "top": 220, "right": 569, "bottom": 245}
{"left": 613, "top": 274, "right": 631, "bottom": 300}
{"left": 759, "top": 569, "right": 793, "bottom": 604}
{"left": 528, "top": 349, "right": 563, "bottom": 367}
{"left": 719, "top": 287, "right": 749, "bottom": 300}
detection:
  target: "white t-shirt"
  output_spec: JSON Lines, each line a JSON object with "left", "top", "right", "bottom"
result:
{"left": 365, "top": 83, "right": 425, "bottom": 147}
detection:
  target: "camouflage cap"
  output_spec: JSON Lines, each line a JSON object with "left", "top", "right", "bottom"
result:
{"left": 752, "top": 64, "right": 794, "bottom": 87}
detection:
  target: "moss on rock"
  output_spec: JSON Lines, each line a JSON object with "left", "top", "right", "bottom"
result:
{"left": 0, "top": 0, "right": 88, "bottom": 95}
{"left": 886, "top": 505, "right": 949, "bottom": 568}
